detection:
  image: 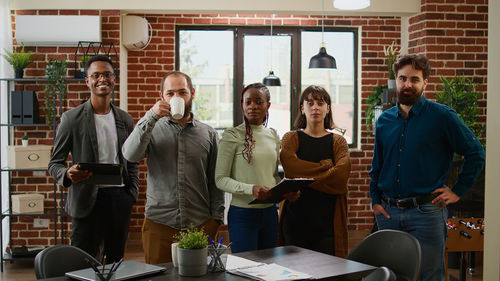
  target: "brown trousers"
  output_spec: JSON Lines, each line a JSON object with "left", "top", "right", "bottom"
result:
{"left": 142, "top": 218, "right": 219, "bottom": 264}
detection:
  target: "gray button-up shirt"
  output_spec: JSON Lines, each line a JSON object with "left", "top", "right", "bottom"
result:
{"left": 122, "top": 110, "right": 224, "bottom": 230}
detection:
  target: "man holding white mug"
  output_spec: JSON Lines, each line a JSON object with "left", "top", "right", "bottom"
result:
{"left": 122, "top": 71, "right": 225, "bottom": 264}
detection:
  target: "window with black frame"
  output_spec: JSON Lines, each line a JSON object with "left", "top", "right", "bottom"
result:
{"left": 176, "top": 26, "right": 358, "bottom": 146}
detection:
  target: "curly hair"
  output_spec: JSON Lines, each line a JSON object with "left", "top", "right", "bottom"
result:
{"left": 240, "top": 83, "right": 271, "bottom": 163}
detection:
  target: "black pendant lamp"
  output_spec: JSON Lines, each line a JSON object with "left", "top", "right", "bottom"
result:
{"left": 309, "top": 0, "right": 337, "bottom": 69}
{"left": 263, "top": 70, "right": 281, "bottom": 86}
{"left": 263, "top": 14, "right": 281, "bottom": 86}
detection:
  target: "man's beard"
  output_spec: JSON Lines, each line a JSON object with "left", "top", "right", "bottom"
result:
{"left": 183, "top": 97, "right": 193, "bottom": 118}
{"left": 397, "top": 87, "right": 423, "bottom": 106}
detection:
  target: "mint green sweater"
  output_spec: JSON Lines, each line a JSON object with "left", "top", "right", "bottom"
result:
{"left": 215, "top": 123, "right": 281, "bottom": 208}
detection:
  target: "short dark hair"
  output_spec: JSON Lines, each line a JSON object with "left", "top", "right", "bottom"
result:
{"left": 294, "top": 85, "right": 334, "bottom": 130}
{"left": 85, "top": 55, "right": 114, "bottom": 75}
{"left": 393, "top": 54, "right": 432, "bottom": 80}
{"left": 160, "top": 71, "right": 193, "bottom": 93}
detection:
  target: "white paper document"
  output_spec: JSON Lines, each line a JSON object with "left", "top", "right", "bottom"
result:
{"left": 225, "top": 255, "right": 265, "bottom": 271}
{"left": 226, "top": 256, "right": 312, "bottom": 281}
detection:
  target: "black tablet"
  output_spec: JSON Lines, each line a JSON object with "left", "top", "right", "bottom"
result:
{"left": 78, "top": 163, "right": 123, "bottom": 185}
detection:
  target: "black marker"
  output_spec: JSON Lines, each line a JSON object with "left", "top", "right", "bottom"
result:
{"left": 85, "top": 258, "right": 100, "bottom": 273}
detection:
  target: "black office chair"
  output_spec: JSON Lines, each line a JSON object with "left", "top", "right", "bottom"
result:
{"left": 362, "top": 266, "right": 397, "bottom": 281}
{"left": 347, "top": 229, "right": 421, "bottom": 281}
{"left": 34, "top": 244, "right": 101, "bottom": 279}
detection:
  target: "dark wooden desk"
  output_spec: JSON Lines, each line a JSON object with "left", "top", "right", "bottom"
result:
{"left": 41, "top": 246, "right": 375, "bottom": 281}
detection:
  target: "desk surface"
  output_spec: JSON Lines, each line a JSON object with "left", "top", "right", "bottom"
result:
{"left": 42, "top": 246, "right": 375, "bottom": 281}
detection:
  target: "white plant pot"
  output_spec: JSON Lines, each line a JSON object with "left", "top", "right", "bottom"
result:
{"left": 177, "top": 247, "right": 208, "bottom": 276}
{"left": 22, "top": 139, "right": 28, "bottom": 147}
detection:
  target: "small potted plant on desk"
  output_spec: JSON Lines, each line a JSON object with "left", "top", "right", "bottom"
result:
{"left": 2, "top": 44, "right": 34, "bottom": 79}
{"left": 174, "top": 227, "right": 209, "bottom": 277}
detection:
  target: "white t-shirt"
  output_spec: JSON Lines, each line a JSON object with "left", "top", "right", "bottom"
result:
{"left": 94, "top": 110, "right": 122, "bottom": 187}
{"left": 94, "top": 110, "right": 119, "bottom": 164}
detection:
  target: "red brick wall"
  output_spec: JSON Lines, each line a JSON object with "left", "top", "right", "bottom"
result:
{"left": 125, "top": 13, "right": 401, "bottom": 232}
{"left": 408, "top": 0, "right": 488, "bottom": 120}
{"left": 7, "top": 0, "right": 488, "bottom": 247}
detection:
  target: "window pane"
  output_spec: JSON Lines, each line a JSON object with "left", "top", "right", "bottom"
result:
{"left": 301, "top": 31, "right": 355, "bottom": 144}
{"left": 179, "top": 30, "right": 234, "bottom": 130}
{"left": 243, "top": 35, "right": 291, "bottom": 138}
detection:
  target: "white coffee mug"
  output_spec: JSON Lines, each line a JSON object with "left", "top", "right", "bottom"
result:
{"left": 171, "top": 242, "right": 179, "bottom": 267}
{"left": 170, "top": 97, "right": 185, "bottom": 120}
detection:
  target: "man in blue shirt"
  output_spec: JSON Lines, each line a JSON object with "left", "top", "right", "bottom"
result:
{"left": 369, "top": 54, "right": 485, "bottom": 281}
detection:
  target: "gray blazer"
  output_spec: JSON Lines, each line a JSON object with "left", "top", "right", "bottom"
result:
{"left": 48, "top": 100, "right": 139, "bottom": 218}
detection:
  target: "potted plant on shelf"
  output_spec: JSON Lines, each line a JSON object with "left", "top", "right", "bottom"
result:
{"left": 21, "top": 135, "right": 28, "bottom": 147}
{"left": 174, "top": 227, "right": 209, "bottom": 277}
{"left": 383, "top": 41, "right": 399, "bottom": 89}
{"left": 436, "top": 75, "right": 485, "bottom": 218}
{"left": 43, "top": 59, "right": 67, "bottom": 125}
{"left": 2, "top": 45, "right": 34, "bottom": 79}
{"left": 365, "top": 84, "right": 387, "bottom": 134}
{"left": 74, "top": 55, "right": 88, "bottom": 79}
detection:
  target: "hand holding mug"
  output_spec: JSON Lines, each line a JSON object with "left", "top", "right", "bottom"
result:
{"left": 152, "top": 100, "right": 171, "bottom": 118}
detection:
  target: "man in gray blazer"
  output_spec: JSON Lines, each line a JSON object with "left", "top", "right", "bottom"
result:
{"left": 48, "top": 55, "right": 139, "bottom": 263}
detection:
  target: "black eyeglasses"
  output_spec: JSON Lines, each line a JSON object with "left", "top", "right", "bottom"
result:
{"left": 88, "top": 72, "right": 115, "bottom": 80}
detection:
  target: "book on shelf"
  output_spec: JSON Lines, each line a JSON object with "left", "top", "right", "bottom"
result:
{"left": 226, "top": 255, "right": 312, "bottom": 281}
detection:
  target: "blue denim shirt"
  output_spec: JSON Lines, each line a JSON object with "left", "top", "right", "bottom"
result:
{"left": 369, "top": 96, "right": 485, "bottom": 205}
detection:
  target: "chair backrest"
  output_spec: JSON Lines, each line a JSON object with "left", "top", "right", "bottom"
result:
{"left": 347, "top": 229, "right": 421, "bottom": 281}
{"left": 34, "top": 244, "right": 101, "bottom": 279}
{"left": 362, "top": 266, "right": 397, "bottom": 281}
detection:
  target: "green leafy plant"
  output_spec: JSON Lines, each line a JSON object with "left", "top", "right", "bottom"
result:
{"left": 2, "top": 45, "right": 34, "bottom": 71}
{"left": 435, "top": 76, "right": 485, "bottom": 145}
{"left": 383, "top": 41, "right": 399, "bottom": 80}
{"left": 79, "top": 55, "right": 89, "bottom": 69}
{"left": 22, "top": 135, "right": 28, "bottom": 141}
{"left": 79, "top": 55, "right": 88, "bottom": 65}
{"left": 43, "top": 59, "right": 67, "bottom": 125}
{"left": 365, "top": 84, "right": 387, "bottom": 126}
{"left": 174, "top": 227, "right": 208, "bottom": 249}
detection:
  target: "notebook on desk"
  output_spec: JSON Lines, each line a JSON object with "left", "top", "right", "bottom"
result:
{"left": 65, "top": 260, "right": 166, "bottom": 281}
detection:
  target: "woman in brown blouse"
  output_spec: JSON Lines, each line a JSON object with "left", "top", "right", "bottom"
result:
{"left": 279, "top": 85, "right": 351, "bottom": 257}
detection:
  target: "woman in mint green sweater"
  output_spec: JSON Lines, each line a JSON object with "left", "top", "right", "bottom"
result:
{"left": 215, "top": 83, "right": 281, "bottom": 253}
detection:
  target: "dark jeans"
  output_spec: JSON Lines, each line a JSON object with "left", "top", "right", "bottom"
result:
{"left": 375, "top": 201, "right": 447, "bottom": 281}
{"left": 227, "top": 205, "right": 278, "bottom": 253}
{"left": 71, "top": 187, "right": 134, "bottom": 263}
